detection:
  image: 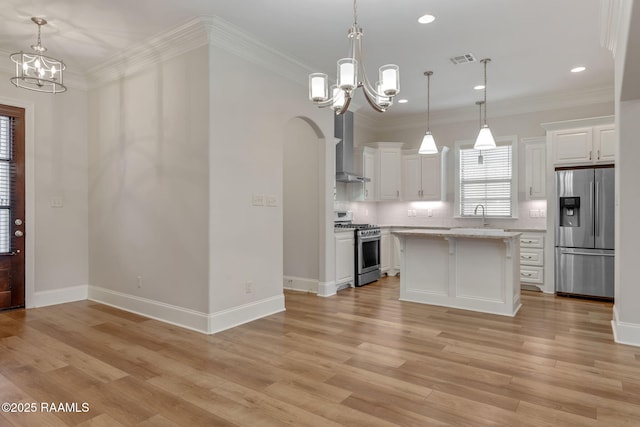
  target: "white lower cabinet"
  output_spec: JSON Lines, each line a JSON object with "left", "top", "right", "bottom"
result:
{"left": 381, "top": 228, "right": 391, "bottom": 274}
{"left": 335, "top": 231, "right": 355, "bottom": 287}
{"left": 520, "top": 232, "right": 545, "bottom": 288}
{"left": 380, "top": 228, "right": 400, "bottom": 276}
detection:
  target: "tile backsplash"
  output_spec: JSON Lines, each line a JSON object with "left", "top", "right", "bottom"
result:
{"left": 347, "top": 200, "right": 547, "bottom": 230}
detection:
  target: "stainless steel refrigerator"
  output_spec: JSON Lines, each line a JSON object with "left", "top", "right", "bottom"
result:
{"left": 555, "top": 167, "right": 615, "bottom": 299}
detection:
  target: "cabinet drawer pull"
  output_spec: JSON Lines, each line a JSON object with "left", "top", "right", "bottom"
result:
{"left": 529, "top": 186, "right": 533, "bottom": 196}
{"left": 522, "top": 240, "right": 535, "bottom": 244}
{"left": 521, "top": 255, "right": 533, "bottom": 259}
{"left": 521, "top": 272, "right": 533, "bottom": 277}
{"left": 597, "top": 149, "right": 600, "bottom": 160}
{"left": 589, "top": 150, "right": 592, "bottom": 160}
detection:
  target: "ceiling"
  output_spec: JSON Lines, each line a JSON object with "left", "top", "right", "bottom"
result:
{"left": 0, "top": 0, "right": 614, "bottom": 119}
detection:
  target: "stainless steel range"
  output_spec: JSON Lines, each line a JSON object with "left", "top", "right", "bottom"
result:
{"left": 334, "top": 211, "right": 381, "bottom": 287}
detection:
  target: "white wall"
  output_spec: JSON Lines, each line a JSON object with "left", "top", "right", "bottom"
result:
{"left": 207, "top": 42, "right": 335, "bottom": 316}
{"left": 612, "top": 0, "right": 640, "bottom": 346}
{"left": 283, "top": 117, "right": 321, "bottom": 289}
{"left": 0, "top": 71, "right": 89, "bottom": 307}
{"left": 88, "top": 47, "right": 210, "bottom": 314}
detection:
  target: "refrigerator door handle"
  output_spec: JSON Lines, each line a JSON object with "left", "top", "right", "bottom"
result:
{"left": 561, "top": 251, "right": 614, "bottom": 257}
{"left": 589, "top": 181, "right": 594, "bottom": 236}
{"left": 595, "top": 181, "right": 600, "bottom": 237}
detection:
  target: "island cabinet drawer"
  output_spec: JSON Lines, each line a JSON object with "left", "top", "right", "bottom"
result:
{"left": 520, "top": 266, "right": 544, "bottom": 284}
{"left": 520, "top": 233, "right": 544, "bottom": 248}
{"left": 520, "top": 248, "right": 543, "bottom": 266}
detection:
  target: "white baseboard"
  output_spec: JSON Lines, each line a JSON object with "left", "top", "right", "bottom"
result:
{"left": 317, "top": 280, "right": 337, "bottom": 297}
{"left": 208, "top": 294, "right": 285, "bottom": 334}
{"left": 283, "top": 276, "right": 318, "bottom": 293}
{"left": 34, "top": 285, "right": 89, "bottom": 308}
{"left": 88, "top": 286, "right": 285, "bottom": 335}
{"left": 611, "top": 305, "right": 640, "bottom": 347}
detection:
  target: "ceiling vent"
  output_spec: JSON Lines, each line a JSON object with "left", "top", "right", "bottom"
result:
{"left": 449, "top": 54, "right": 477, "bottom": 65}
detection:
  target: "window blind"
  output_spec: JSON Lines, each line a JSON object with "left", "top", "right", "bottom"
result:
{"left": 0, "top": 115, "right": 11, "bottom": 253}
{"left": 459, "top": 144, "right": 513, "bottom": 217}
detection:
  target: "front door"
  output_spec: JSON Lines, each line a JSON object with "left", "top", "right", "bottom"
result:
{"left": 0, "top": 104, "right": 25, "bottom": 310}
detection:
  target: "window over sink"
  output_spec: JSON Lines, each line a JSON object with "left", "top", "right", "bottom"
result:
{"left": 454, "top": 135, "right": 518, "bottom": 218}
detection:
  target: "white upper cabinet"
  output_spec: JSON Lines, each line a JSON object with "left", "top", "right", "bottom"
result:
{"left": 352, "top": 146, "right": 377, "bottom": 201}
{"left": 551, "top": 127, "right": 594, "bottom": 165}
{"left": 545, "top": 117, "right": 615, "bottom": 166}
{"left": 376, "top": 143, "right": 403, "bottom": 201}
{"left": 402, "top": 147, "right": 448, "bottom": 201}
{"left": 594, "top": 125, "right": 616, "bottom": 164}
{"left": 522, "top": 137, "right": 546, "bottom": 200}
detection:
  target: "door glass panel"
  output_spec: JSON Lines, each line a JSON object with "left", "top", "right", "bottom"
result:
{"left": 0, "top": 116, "right": 11, "bottom": 253}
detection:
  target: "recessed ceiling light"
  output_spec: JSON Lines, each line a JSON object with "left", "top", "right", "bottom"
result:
{"left": 474, "top": 85, "right": 485, "bottom": 90}
{"left": 398, "top": 99, "right": 409, "bottom": 104}
{"left": 418, "top": 14, "right": 436, "bottom": 24}
{"left": 571, "top": 66, "right": 586, "bottom": 73}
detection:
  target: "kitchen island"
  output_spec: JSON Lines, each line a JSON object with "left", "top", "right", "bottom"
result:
{"left": 393, "top": 229, "right": 522, "bottom": 316}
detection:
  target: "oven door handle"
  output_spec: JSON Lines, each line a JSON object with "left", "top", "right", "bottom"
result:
{"left": 359, "top": 236, "right": 381, "bottom": 242}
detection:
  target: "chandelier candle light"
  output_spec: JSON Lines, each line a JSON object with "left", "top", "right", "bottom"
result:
{"left": 474, "top": 58, "right": 495, "bottom": 150}
{"left": 308, "top": 0, "right": 399, "bottom": 115}
{"left": 10, "top": 17, "right": 66, "bottom": 93}
{"left": 419, "top": 71, "right": 438, "bottom": 154}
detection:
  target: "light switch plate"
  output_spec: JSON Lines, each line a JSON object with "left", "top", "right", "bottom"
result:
{"left": 252, "top": 194, "right": 264, "bottom": 206}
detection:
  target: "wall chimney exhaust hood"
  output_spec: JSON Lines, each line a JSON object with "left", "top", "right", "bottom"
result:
{"left": 335, "top": 111, "right": 370, "bottom": 183}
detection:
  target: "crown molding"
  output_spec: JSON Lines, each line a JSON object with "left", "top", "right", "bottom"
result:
{"left": 373, "top": 85, "right": 615, "bottom": 132}
{"left": 86, "top": 17, "right": 211, "bottom": 87}
{"left": 600, "top": 0, "right": 623, "bottom": 55}
{"left": 86, "top": 15, "right": 317, "bottom": 90}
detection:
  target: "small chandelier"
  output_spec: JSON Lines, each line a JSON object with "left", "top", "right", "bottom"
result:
{"left": 419, "top": 71, "right": 438, "bottom": 154}
{"left": 308, "top": 0, "right": 399, "bottom": 115}
{"left": 474, "top": 58, "right": 495, "bottom": 150}
{"left": 10, "top": 17, "right": 66, "bottom": 94}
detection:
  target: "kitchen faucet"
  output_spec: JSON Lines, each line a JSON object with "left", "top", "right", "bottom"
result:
{"left": 474, "top": 204, "right": 489, "bottom": 227}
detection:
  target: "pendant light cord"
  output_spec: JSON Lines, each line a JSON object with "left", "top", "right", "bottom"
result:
{"left": 426, "top": 72, "right": 431, "bottom": 131}
{"left": 353, "top": 0, "right": 358, "bottom": 26}
{"left": 481, "top": 58, "right": 491, "bottom": 126}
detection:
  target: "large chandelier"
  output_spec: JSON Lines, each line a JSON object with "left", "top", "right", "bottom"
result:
{"left": 10, "top": 17, "right": 66, "bottom": 94}
{"left": 308, "top": 0, "right": 399, "bottom": 115}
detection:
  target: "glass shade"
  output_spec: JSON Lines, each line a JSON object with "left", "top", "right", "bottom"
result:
{"left": 376, "top": 81, "right": 391, "bottom": 108}
{"left": 331, "top": 85, "right": 346, "bottom": 111}
{"left": 337, "top": 58, "right": 357, "bottom": 90}
{"left": 309, "top": 73, "right": 328, "bottom": 102}
{"left": 474, "top": 125, "right": 496, "bottom": 150}
{"left": 379, "top": 64, "right": 399, "bottom": 96}
{"left": 419, "top": 131, "right": 438, "bottom": 154}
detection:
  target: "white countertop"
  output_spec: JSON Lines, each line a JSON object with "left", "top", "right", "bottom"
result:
{"left": 392, "top": 228, "right": 522, "bottom": 239}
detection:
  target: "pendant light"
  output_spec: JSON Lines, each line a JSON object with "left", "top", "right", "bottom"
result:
{"left": 474, "top": 58, "right": 495, "bottom": 150}
{"left": 419, "top": 71, "right": 438, "bottom": 154}
{"left": 10, "top": 17, "right": 66, "bottom": 93}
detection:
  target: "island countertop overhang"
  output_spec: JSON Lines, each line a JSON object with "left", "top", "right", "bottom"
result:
{"left": 392, "top": 229, "right": 522, "bottom": 239}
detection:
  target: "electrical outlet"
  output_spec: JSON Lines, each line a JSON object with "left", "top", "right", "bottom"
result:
{"left": 50, "top": 197, "right": 64, "bottom": 208}
{"left": 539, "top": 209, "right": 546, "bottom": 218}
{"left": 252, "top": 194, "right": 264, "bottom": 206}
{"left": 245, "top": 281, "right": 254, "bottom": 294}
{"left": 428, "top": 208, "right": 433, "bottom": 217}
{"left": 529, "top": 209, "right": 538, "bottom": 218}
{"left": 266, "top": 195, "right": 277, "bottom": 207}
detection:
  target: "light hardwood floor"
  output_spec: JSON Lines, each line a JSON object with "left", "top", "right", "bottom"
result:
{"left": 1, "top": 276, "right": 639, "bottom": 426}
